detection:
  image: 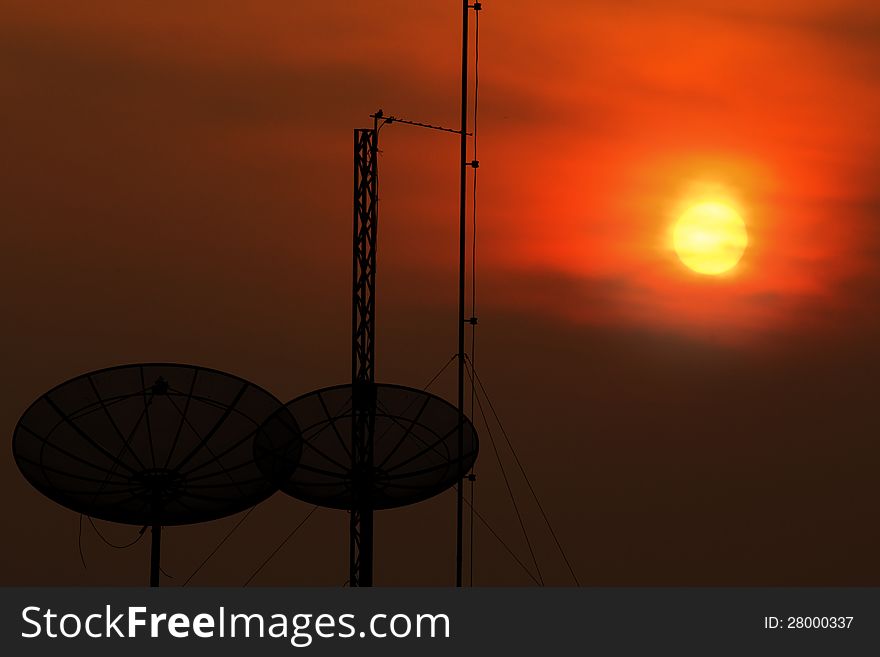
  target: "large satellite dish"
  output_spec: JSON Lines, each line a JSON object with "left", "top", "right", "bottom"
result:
{"left": 256, "top": 382, "right": 478, "bottom": 510}
{"left": 13, "top": 363, "right": 301, "bottom": 585}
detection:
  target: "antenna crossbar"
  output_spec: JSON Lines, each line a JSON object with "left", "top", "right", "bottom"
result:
{"left": 370, "top": 112, "right": 473, "bottom": 137}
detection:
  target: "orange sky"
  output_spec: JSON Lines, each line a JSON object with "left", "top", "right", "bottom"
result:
{"left": 478, "top": 0, "right": 880, "bottom": 342}
{"left": 2, "top": 1, "right": 880, "bottom": 585}
{"left": 3, "top": 0, "right": 879, "bottom": 344}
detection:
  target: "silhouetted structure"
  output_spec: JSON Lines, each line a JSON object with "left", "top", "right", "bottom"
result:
{"left": 12, "top": 1, "right": 485, "bottom": 588}
{"left": 351, "top": 121, "right": 379, "bottom": 585}
{"left": 257, "top": 382, "right": 479, "bottom": 501}
{"left": 254, "top": 112, "right": 480, "bottom": 586}
{"left": 13, "top": 363, "right": 300, "bottom": 586}
{"left": 256, "top": 383, "right": 479, "bottom": 585}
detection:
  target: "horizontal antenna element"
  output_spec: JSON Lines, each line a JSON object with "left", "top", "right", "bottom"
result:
{"left": 370, "top": 111, "right": 473, "bottom": 136}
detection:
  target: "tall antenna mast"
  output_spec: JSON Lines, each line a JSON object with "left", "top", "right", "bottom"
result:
{"left": 457, "top": 0, "right": 481, "bottom": 589}
{"left": 350, "top": 114, "right": 380, "bottom": 586}
{"left": 345, "top": 0, "right": 483, "bottom": 587}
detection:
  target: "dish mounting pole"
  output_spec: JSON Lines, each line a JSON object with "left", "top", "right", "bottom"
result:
{"left": 150, "top": 523, "right": 161, "bottom": 587}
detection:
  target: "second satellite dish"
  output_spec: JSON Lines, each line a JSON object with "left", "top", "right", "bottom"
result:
{"left": 256, "top": 382, "right": 478, "bottom": 510}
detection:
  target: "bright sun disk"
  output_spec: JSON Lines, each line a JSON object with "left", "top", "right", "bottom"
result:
{"left": 673, "top": 201, "right": 748, "bottom": 275}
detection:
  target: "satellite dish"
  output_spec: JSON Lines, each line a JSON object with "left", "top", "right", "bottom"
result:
{"left": 13, "top": 363, "right": 301, "bottom": 585}
{"left": 256, "top": 382, "right": 478, "bottom": 510}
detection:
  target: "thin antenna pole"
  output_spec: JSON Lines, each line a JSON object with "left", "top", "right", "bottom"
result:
{"left": 456, "top": 0, "right": 469, "bottom": 589}
{"left": 150, "top": 523, "right": 161, "bottom": 587}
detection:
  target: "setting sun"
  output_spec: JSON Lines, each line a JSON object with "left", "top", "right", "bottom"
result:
{"left": 673, "top": 202, "right": 748, "bottom": 275}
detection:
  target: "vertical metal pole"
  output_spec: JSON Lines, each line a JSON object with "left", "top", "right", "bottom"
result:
{"left": 363, "top": 124, "right": 378, "bottom": 587}
{"left": 150, "top": 523, "right": 161, "bottom": 587}
{"left": 351, "top": 120, "right": 378, "bottom": 587}
{"left": 350, "top": 128, "right": 359, "bottom": 587}
{"left": 456, "top": 0, "right": 469, "bottom": 588}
